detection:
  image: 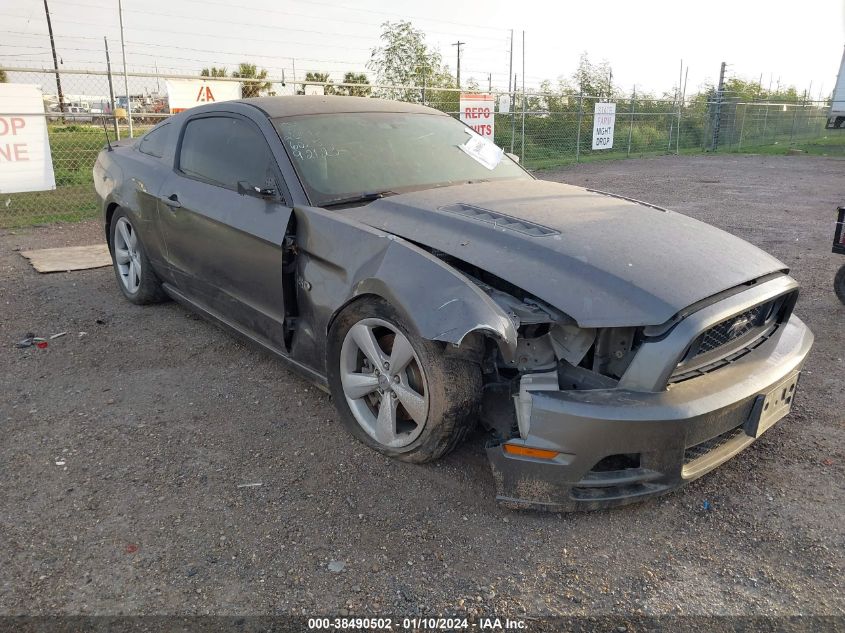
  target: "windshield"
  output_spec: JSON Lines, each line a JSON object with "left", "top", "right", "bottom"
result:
{"left": 272, "top": 112, "right": 529, "bottom": 206}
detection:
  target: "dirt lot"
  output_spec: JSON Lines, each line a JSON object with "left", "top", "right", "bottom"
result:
{"left": 1, "top": 154, "right": 843, "bottom": 618}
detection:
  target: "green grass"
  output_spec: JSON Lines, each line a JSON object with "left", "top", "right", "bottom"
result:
{"left": 0, "top": 123, "right": 150, "bottom": 229}
{"left": 727, "top": 133, "right": 845, "bottom": 157}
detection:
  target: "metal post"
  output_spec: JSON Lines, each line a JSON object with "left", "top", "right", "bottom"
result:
{"left": 805, "top": 84, "right": 812, "bottom": 139}
{"left": 507, "top": 30, "right": 514, "bottom": 153}
{"left": 510, "top": 73, "right": 517, "bottom": 153}
{"left": 789, "top": 102, "right": 798, "bottom": 145}
{"left": 762, "top": 76, "right": 772, "bottom": 143}
{"left": 118, "top": 0, "right": 133, "bottom": 137}
{"left": 104, "top": 37, "right": 119, "bottom": 140}
{"left": 520, "top": 30, "right": 525, "bottom": 161}
{"left": 575, "top": 92, "right": 583, "bottom": 163}
{"left": 677, "top": 64, "right": 687, "bottom": 155}
{"left": 711, "top": 61, "right": 726, "bottom": 151}
{"left": 667, "top": 110, "right": 674, "bottom": 153}
{"left": 627, "top": 86, "right": 635, "bottom": 157}
{"left": 738, "top": 104, "right": 747, "bottom": 150}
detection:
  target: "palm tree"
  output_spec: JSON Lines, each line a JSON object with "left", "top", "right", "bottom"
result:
{"left": 298, "top": 72, "right": 336, "bottom": 95}
{"left": 200, "top": 67, "right": 228, "bottom": 78}
{"left": 232, "top": 63, "right": 272, "bottom": 98}
{"left": 339, "top": 72, "right": 371, "bottom": 97}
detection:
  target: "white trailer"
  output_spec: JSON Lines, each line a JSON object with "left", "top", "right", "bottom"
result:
{"left": 827, "top": 46, "right": 845, "bottom": 129}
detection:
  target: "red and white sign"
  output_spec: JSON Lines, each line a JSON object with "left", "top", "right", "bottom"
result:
{"left": 0, "top": 84, "right": 55, "bottom": 194}
{"left": 165, "top": 79, "right": 241, "bottom": 114}
{"left": 592, "top": 102, "right": 616, "bottom": 150}
{"left": 460, "top": 93, "right": 495, "bottom": 139}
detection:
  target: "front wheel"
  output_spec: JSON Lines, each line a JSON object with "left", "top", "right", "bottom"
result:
{"left": 835, "top": 263, "right": 845, "bottom": 305}
{"left": 327, "top": 297, "right": 482, "bottom": 463}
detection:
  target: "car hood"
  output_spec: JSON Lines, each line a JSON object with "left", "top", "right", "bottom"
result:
{"left": 344, "top": 179, "right": 787, "bottom": 327}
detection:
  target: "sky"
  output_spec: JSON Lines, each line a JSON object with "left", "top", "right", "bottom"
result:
{"left": 1, "top": 0, "right": 844, "bottom": 98}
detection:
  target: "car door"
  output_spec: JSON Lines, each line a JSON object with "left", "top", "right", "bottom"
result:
{"left": 157, "top": 112, "right": 293, "bottom": 351}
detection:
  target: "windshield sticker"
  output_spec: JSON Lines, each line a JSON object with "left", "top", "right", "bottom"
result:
{"left": 458, "top": 130, "right": 503, "bottom": 170}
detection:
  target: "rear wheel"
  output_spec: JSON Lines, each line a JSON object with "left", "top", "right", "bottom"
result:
{"left": 835, "top": 263, "right": 845, "bottom": 305}
{"left": 109, "top": 208, "right": 166, "bottom": 305}
{"left": 327, "top": 297, "right": 481, "bottom": 463}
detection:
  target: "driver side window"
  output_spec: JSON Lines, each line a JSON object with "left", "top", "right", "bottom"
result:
{"left": 179, "top": 116, "right": 277, "bottom": 192}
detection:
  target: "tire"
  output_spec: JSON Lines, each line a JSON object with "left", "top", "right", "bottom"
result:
{"left": 327, "top": 297, "right": 482, "bottom": 463}
{"left": 835, "top": 263, "right": 845, "bottom": 305}
{"left": 109, "top": 207, "right": 166, "bottom": 305}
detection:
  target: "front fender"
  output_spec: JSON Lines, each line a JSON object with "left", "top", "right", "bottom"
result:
{"left": 290, "top": 206, "right": 518, "bottom": 373}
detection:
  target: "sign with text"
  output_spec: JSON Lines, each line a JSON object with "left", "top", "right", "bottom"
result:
{"left": 460, "top": 93, "right": 495, "bottom": 139}
{"left": 592, "top": 102, "right": 616, "bottom": 150}
{"left": 0, "top": 83, "right": 55, "bottom": 194}
{"left": 165, "top": 79, "right": 241, "bottom": 113}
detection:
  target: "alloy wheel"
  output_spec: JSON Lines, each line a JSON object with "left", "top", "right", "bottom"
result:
{"left": 113, "top": 216, "right": 141, "bottom": 294}
{"left": 339, "top": 318, "right": 429, "bottom": 448}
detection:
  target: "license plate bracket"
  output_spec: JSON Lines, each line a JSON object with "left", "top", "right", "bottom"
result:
{"left": 744, "top": 372, "right": 800, "bottom": 438}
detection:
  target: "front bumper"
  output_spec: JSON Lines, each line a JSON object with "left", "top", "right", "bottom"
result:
{"left": 487, "top": 314, "right": 814, "bottom": 512}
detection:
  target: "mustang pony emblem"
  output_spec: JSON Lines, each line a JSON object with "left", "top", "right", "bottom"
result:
{"left": 727, "top": 316, "right": 753, "bottom": 338}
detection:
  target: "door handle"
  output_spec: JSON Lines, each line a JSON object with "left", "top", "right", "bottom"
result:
{"left": 162, "top": 194, "right": 182, "bottom": 209}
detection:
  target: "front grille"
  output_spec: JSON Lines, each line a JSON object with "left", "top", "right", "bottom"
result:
{"left": 684, "top": 424, "right": 746, "bottom": 464}
{"left": 696, "top": 302, "right": 771, "bottom": 356}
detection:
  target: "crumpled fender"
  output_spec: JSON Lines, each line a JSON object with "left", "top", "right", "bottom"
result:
{"left": 291, "top": 206, "right": 518, "bottom": 368}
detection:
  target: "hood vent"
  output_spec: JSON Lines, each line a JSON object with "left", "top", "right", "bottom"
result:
{"left": 438, "top": 203, "right": 559, "bottom": 237}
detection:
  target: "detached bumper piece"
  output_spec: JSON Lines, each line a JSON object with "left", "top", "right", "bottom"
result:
{"left": 487, "top": 314, "right": 813, "bottom": 512}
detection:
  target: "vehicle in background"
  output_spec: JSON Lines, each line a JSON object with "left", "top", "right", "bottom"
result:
{"left": 834, "top": 207, "right": 845, "bottom": 304}
{"left": 826, "top": 46, "right": 845, "bottom": 129}
{"left": 47, "top": 105, "right": 93, "bottom": 123}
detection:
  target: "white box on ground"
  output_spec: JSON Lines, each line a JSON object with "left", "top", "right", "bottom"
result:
{"left": 0, "top": 83, "right": 56, "bottom": 194}
{"left": 592, "top": 102, "right": 616, "bottom": 150}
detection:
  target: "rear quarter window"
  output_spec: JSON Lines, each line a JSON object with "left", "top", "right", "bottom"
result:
{"left": 137, "top": 122, "right": 172, "bottom": 159}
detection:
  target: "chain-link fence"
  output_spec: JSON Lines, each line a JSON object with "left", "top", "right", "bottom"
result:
{"left": 0, "top": 67, "right": 835, "bottom": 227}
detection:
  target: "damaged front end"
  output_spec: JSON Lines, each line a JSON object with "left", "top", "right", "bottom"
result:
{"left": 465, "top": 270, "right": 813, "bottom": 512}
{"left": 474, "top": 279, "right": 638, "bottom": 440}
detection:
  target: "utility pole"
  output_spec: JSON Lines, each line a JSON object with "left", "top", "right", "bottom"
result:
{"left": 118, "top": 0, "right": 133, "bottom": 137}
{"left": 711, "top": 61, "right": 726, "bottom": 151}
{"left": 488, "top": 73, "right": 492, "bottom": 93}
{"left": 104, "top": 37, "right": 119, "bottom": 140}
{"left": 43, "top": 0, "right": 65, "bottom": 118}
{"left": 452, "top": 41, "right": 465, "bottom": 89}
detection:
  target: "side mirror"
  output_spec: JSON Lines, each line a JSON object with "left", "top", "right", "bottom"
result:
{"left": 238, "top": 180, "right": 277, "bottom": 199}
{"left": 505, "top": 152, "right": 520, "bottom": 164}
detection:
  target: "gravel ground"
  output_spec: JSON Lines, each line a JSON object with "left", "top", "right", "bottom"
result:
{"left": 0, "top": 154, "right": 843, "bottom": 618}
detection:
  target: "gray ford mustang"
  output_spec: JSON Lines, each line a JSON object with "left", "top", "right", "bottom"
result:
{"left": 93, "top": 96, "right": 813, "bottom": 511}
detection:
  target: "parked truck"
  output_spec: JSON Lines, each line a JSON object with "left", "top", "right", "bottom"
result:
{"left": 827, "top": 46, "right": 845, "bottom": 129}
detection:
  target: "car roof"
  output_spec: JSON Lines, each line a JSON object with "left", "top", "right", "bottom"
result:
{"left": 237, "top": 95, "right": 448, "bottom": 118}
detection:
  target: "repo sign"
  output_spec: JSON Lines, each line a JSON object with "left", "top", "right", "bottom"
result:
{"left": 460, "top": 93, "right": 495, "bottom": 139}
{"left": 0, "top": 83, "right": 56, "bottom": 194}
